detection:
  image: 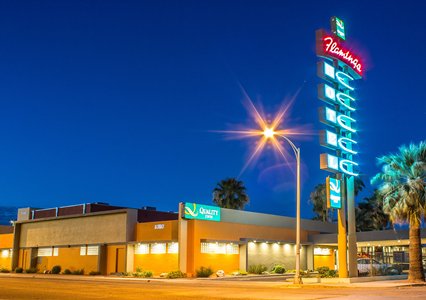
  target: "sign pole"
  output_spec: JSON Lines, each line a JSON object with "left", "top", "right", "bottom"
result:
{"left": 337, "top": 174, "right": 348, "bottom": 278}
{"left": 347, "top": 169, "right": 358, "bottom": 276}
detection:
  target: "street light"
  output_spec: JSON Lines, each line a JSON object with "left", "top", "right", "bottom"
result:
{"left": 214, "top": 98, "right": 306, "bottom": 284}
{"left": 262, "top": 128, "right": 302, "bottom": 284}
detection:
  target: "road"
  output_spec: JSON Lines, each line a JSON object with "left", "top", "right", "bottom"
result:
{"left": 1, "top": 275, "right": 426, "bottom": 300}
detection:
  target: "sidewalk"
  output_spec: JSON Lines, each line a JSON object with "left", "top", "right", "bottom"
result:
{"left": 1, "top": 272, "right": 423, "bottom": 288}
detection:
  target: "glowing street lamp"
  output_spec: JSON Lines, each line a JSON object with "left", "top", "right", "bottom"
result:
{"left": 215, "top": 97, "right": 307, "bottom": 284}
{"left": 262, "top": 128, "right": 302, "bottom": 285}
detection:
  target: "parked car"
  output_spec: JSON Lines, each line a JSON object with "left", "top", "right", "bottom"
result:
{"left": 357, "top": 258, "right": 402, "bottom": 276}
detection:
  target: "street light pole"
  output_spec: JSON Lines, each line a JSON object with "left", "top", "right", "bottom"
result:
{"left": 280, "top": 135, "right": 302, "bottom": 284}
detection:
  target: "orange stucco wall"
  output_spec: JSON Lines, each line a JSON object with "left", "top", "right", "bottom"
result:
{"left": 134, "top": 253, "right": 178, "bottom": 274}
{"left": 0, "top": 233, "right": 13, "bottom": 248}
{"left": 314, "top": 255, "right": 335, "bottom": 270}
{"left": 0, "top": 233, "right": 14, "bottom": 270}
{"left": 36, "top": 247, "right": 98, "bottom": 274}
{"left": 185, "top": 220, "right": 310, "bottom": 275}
{"left": 136, "top": 220, "right": 178, "bottom": 242}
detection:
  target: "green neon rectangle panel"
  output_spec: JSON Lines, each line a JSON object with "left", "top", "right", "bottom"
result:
{"left": 183, "top": 202, "right": 221, "bottom": 221}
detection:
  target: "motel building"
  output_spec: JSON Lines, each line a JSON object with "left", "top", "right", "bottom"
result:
{"left": 0, "top": 202, "right": 425, "bottom": 276}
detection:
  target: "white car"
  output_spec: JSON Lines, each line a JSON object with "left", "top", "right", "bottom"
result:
{"left": 357, "top": 258, "right": 402, "bottom": 276}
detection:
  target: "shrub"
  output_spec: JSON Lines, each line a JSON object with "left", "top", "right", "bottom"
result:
{"left": 51, "top": 265, "right": 61, "bottom": 274}
{"left": 89, "top": 271, "right": 101, "bottom": 276}
{"left": 63, "top": 269, "right": 72, "bottom": 275}
{"left": 135, "top": 266, "right": 143, "bottom": 273}
{"left": 133, "top": 270, "right": 153, "bottom": 278}
{"left": 271, "top": 265, "right": 285, "bottom": 274}
{"left": 248, "top": 264, "right": 267, "bottom": 274}
{"left": 0, "top": 268, "right": 10, "bottom": 273}
{"left": 231, "top": 270, "right": 248, "bottom": 276}
{"left": 15, "top": 267, "right": 23, "bottom": 273}
{"left": 166, "top": 270, "right": 186, "bottom": 279}
{"left": 315, "top": 266, "right": 338, "bottom": 278}
{"left": 25, "top": 268, "right": 38, "bottom": 274}
{"left": 196, "top": 266, "right": 214, "bottom": 278}
{"left": 72, "top": 269, "right": 84, "bottom": 275}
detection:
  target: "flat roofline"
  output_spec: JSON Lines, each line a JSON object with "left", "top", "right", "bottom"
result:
{"left": 15, "top": 208, "right": 134, "bottom": 224}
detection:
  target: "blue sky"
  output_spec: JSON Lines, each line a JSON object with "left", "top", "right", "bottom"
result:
{"left": 0, "top": 1, "right": 424, "bottom": 218}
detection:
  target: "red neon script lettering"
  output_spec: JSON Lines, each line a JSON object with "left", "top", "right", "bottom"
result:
{"left": 324, "top": 36, "right": 362, "bottom": 75}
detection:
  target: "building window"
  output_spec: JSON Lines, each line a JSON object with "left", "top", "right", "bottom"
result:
{"left": 53, "top": 247, "right": 59, "bottom": 256}
{"left": 167, "top": 242, "right": 178, "bottom": 254}
{"left": 135, "top": 243, "right": 149, "bottom": 254}
{"left": 151, "top": 243, "right": 166, "bottom": 254}
{"left": 80, "top": 245, "right": 99, "bottom": 256}
{"left": 201, "top": 242, "right": 239, "bottom": 255}
{"left": 87, "top": 246, "right": 99, "bottom": 256}
{"left": 37, "top": 247, "right": 53, "bottom": 257}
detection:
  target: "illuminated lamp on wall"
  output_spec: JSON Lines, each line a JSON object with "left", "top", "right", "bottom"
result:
{"left": 1, "top": 249, "right": 9, "bottom": 258}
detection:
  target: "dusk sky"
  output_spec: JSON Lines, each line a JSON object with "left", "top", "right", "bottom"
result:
{"left": 0, "top": 1, "right": 424, "bottom": 219}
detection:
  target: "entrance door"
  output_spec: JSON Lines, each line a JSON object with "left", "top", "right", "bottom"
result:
{"left": 115, "top": 248, "right": 125, "bottom": 273}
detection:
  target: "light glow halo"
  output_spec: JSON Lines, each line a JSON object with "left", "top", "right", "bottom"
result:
{"left": 212, "top": 90, "right": 311, "bottom": 177}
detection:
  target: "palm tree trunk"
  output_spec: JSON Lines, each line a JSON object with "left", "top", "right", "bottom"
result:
{"left": 408, "top": 224, "right": 425, "bottom": 282}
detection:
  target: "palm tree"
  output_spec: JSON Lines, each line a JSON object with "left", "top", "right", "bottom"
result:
{"left": 212, "top": 178, "right": 249, "bottom": 210}
{"left": 310, "top": 177, "right": 365, "bottom": 222}
{"left": 309, "top": 184, "right": 331, "bottom": 222}
{"left": 355, "top": 190, "right": 390, "bottom": 231}
{"left": 372, "top": 141, "right": 426, "bottom": 283}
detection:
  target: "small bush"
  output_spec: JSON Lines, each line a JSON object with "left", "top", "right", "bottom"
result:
{"left": 315, "top": 266, "right": 338, "bottom": 278}
{"left": 166, "top": 270, "right": 186, "bottom": 279}
{"left": 25, "top": 268, "right": 38, "bottom": 274}
{"left": 15, "top": 267, "right": 23, "bottom": 273}
{"left": 71, "top": 269, "right": 84, "bottom": 275}
{"left": 271, "top": 265, "right": 285, "bottom": 274}
{"left": 0, "top": 268, "right": 11, "bottom": 273}
{"left": 63, "top": 269, "right": 72, "bottom": 275}
{"left": 315, "top": 266, "right": 330, "bottom": 274}
{"left": 135, "top": 266, "right": 143, "bottom": 273}
{"left": 248, "top": 264, "right": 267, "bottom": 274}
{"left": 89, "top": 271, "right": 101, "bottom": 276}
{"left": 133, "top": 270, "right": 153, "bottom": 278}
{"left": 231, "top": 270, "right": 248, "bottom": 276}
{"left": 196, "top": 266, "right": 214, "bottom": 278}
{"left": 51, "top": 265, "right": 61, "bottom": 274}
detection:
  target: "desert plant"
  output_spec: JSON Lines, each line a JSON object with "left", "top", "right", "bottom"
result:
{"left": 133, "top": 270, "right": 153, "bottom": 278}
{"left": 231, "top": 270, "right": 248, "bottom": 276}
{"left": 25, "top": 268, "right": 37, "bottom": 274}
{"left": 196, "top": 266, "right": 214, "bottom": 278}
{"left": 89, "top": 271, "right": 101, "bottom": 276}
{"left": 51, "top": 265, "right": 61, "bottom": 274}
{"left": 271, "top": 265, "right": 285, "bottom": 274}
{"left": 71, "top": 269, "right": 84, "bottom": 275}
{"left": 248, "top": 264, "right": 267, "bottom": 274}
{"left": 166, "top": 270, "right": 186, "bottom": 279}
{"left": 15, "top": 267, "right": 23, "bottom": 273}
{"left": 63, "top": 269, "right": 72, "bottom": 275}
{"left": 315, "top": 266, "right": 338, "bottom": 278}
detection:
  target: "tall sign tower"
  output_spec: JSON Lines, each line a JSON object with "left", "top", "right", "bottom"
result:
{"left": 316, "top": 17, "right": 363, "bottom": 277}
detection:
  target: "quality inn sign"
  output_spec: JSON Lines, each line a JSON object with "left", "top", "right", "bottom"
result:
{"left": 183, "top": 202, "right": 221, "bottom": 222}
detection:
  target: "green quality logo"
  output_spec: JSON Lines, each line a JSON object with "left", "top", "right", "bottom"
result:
{"left": 184, "top": 203, "right": 198, "bottom": 217}
{"left": 183, "top": 202, "right": 221, "bottom": 222}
